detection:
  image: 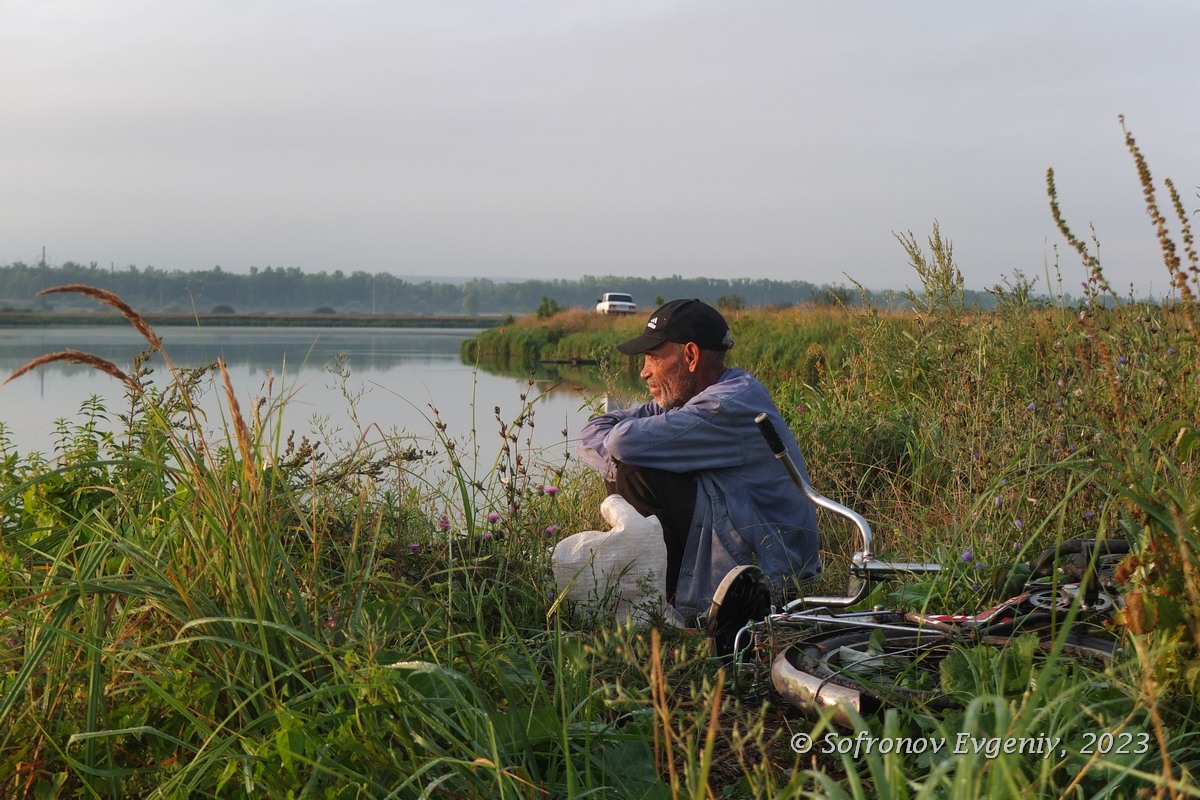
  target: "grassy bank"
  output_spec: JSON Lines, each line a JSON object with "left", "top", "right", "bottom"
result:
{"left": 2, "top": 131, "right": 1199, "bottom": 797}
{"left": 462, "top": 304, "right": 864, "bottom": 375}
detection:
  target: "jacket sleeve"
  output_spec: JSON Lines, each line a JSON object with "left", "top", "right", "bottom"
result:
{"left": 596, "top": 388, "right": 755, "bottom": 473}
{"left": 577, "top": 403, "right": 659, "bottom": 475}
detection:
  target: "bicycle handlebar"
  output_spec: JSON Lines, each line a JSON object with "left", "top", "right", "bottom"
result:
{"left": 755, "top": 412, "right": 943, "bottom": 609}
{"left": 754, "top": 413, "right": 875, "bottom": 560}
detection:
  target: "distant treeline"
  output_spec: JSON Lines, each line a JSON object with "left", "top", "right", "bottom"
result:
{"left": 0, "top": 260, "right": 1003, "bottom": 315}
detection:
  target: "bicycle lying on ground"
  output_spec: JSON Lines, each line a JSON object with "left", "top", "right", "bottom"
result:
{"left": 703, "top": 414, "right": 1129, "bottom": 727}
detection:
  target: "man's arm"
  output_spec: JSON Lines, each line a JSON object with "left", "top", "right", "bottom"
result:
{"left": 598, "top": 390, "right": 754, "bottom": 473}
{"left": 579, "top": 371, "right": 771, "bottom": 475}
{"left": 577, "top": 403, "right": 658, "bottom": 474}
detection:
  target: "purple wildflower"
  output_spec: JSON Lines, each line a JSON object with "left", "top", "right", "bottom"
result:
{"left": 409, "top": 542, "right": 421, "bottom": 552}
{"left": 961, "top": 549, "right": 974, "bottom": 563}
{"left": 487, "top": 511, "right": 501, "bottom": 523}
{"left": 544, "top": 485, "right": 559, "bottom": 496}
{"left": 1014, "top": 519, "right": 1023, "bottom": 528}
{"left": 436, "top": 515, "right": 450, "bottom": 532}
{"left": 544, "top": 524, "right": 561, "bottom": 536}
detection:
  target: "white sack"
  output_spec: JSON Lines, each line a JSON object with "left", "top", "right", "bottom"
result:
{"left": 551, "top": 494, "right": 672, "bottom": 625}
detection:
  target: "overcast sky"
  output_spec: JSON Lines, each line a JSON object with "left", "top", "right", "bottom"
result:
{"left": 4, "top": 1, "right": 1198, "bottom": 296}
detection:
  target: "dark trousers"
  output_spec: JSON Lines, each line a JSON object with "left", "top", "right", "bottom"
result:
{"left": 607, "top": 461, "right": 696, "bottom": 601}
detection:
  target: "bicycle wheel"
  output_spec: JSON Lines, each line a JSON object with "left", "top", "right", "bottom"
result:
{"left": 772, "top": 626, "right": 1116, "bottom": 727}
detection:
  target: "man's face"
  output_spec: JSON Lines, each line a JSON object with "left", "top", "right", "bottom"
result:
{"left": 641, "top": 342, "right": 698, "bottom": 410}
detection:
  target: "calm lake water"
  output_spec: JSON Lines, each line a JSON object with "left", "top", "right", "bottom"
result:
{"left": 0, "top": 325, "right": 618, "bottom": 460}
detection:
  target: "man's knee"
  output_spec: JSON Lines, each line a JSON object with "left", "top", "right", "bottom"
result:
{"left": 610, "top": 461, "right": 695, "bottom": 511}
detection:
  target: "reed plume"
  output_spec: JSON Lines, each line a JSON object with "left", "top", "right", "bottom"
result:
{"left": 219, "top": 358, "right": 258, "bottom": 492}
{"left": 2, "top": 349, "right": 136, "bottom": 391}
{"left": 38, "top": 284, "right": 163, "bottom": 352}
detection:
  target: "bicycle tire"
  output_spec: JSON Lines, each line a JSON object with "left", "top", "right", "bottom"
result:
{"left": 772, "top": 626, "right": 1116, "bottom": 726}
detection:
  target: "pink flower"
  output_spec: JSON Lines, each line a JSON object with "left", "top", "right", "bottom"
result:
{"left": 487, "top": 511, "right": 501, "bottom": 523}
{"left": 544, "top": 524, "right": 561, "bottom": 536}
{"left": 436, "top": 515, "right": 450, "bottom": 531}
{"left": 544, "top": 485, "right": 559, "bottom": 496}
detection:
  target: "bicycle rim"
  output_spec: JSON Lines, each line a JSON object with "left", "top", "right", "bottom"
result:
{"left": 773, "top": 626, "right": 1116, "bottom": 726}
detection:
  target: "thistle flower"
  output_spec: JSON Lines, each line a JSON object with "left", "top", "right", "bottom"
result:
{"left": 543, "top": 485, "right": 559, "bottom": 496}
{"left": 436, "top": 515, "right": 451, "bottom": 531}
{"left": 487, "top": 511, "right": 501, "bottom": 523}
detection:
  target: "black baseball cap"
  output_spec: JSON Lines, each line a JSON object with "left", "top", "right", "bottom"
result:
{"left": 616, "top": 299, "right": 735, "bottom": 355}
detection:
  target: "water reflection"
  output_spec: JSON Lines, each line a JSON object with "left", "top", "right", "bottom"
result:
{"left": 0, "top": 325, "right": 625, "bottom": 457}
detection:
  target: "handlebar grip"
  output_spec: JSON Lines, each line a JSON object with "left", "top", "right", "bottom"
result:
{"left": 755, "top": 412, "right": 786, "bottom": 455}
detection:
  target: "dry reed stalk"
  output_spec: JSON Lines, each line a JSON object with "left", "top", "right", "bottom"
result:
{"left": 649, "top": 628, "right": 678, "bottom": 790}
{"left": 2, "top": 349, "right": 136, "bottom": 392}
{"left": 218, "top": 358, "right": 258, "bottom": 492}
{"left": 38, "top": 284, "right": 163, "bottom": 352}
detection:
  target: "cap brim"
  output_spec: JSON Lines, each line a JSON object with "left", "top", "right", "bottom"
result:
{"left": 616, "top": 332, "right": 667, "bottom": 355}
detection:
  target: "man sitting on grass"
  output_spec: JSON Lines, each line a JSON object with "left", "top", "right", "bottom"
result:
{"left": 577, "top": 299, "right": 821, "bottom": 651}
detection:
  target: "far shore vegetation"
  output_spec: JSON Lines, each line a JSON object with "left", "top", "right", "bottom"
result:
{"left": 0, "top": 258, "right": 1075, "bottom": 322}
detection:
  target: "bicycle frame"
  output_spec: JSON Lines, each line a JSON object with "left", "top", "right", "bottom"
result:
{"left": 754, "top": 413, "right": 940, "bottom": 611}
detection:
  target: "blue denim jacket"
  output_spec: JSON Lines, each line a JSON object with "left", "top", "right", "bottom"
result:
{"left": 577, "top": 368, "right": 820, "bottom": 620}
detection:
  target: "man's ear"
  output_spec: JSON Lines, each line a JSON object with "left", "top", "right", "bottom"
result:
{"left": 683, "top": 342, "right": 702, "bottom": 372}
